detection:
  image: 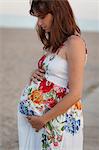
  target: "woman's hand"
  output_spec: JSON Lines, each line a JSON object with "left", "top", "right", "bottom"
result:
{"left": 26, "top": 115, "right": 46, "bottom": 132}
{"left": 29, "top": 68, "right": 45, "bottom": 84}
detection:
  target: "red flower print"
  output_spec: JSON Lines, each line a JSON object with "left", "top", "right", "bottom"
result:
{"left": 46, "top": 98, "right": 57, "bottom": 108}
{"left": 53, "top": 142, "right": 59, "bottom": 147}
{"left": 56, "top": 88, "right": 66, "bottom": 98}
{"left": 57, "top": 135, "right": 62, "bottom": 142}
{"left": 38, "top": 55, "right": 46, "bottom": 69}
{"left": 39, "top": 79, "right": 54, "bottom": 93}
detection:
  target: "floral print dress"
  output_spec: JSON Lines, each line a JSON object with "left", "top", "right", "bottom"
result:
{"left": 18, "top": 41, "right": 87, "bottom": 150}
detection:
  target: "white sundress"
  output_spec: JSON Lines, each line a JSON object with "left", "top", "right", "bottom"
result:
{"left": 17, "top": 38, "right": 87, "bottom": 150}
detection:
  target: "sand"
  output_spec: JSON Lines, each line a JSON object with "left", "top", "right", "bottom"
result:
{"left": 0, "top": 28, "right": 99, "bottom": 150}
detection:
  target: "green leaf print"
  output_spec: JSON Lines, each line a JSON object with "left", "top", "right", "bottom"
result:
{"left": 42, "top": 133, "right": 50, "bottom": 149}
{"left": 61, "top": 126, "right": 65, "bottom": 131}
{"left": 46, "top": 122, "right": 53, "bottom": 131}
{"left": 27, "top": 88, "right": 32, "bottom": 95}
{"left": 44, "top": 91, "right": 56, "bottom": 100}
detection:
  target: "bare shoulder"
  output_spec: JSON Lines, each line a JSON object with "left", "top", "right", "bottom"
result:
{"left": 66, "top": 35, "right": 86, "bottom": 60}
{"left": 67, "top": 35, "right": 85, "bottom": 49}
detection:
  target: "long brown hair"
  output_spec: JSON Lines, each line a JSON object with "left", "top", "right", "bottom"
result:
{"left": 29, "top": 0, "right": 81, "bottom": 53}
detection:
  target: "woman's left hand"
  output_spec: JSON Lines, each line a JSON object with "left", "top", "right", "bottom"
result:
{"left": 26, "top": 116, "right": 46, "bottom": 132}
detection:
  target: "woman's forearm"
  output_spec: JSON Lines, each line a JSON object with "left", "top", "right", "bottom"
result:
{"left": 42, "top": 92, "right": 81, "bottom": 124}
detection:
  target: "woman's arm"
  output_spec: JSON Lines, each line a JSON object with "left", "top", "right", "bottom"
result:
{"left": 42, "top": 36, "right": 86, "bottom": 124}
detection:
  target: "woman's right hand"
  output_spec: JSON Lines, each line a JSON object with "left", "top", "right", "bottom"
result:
{"left": 29, "top": 68, "right": 45, "bottom": 84}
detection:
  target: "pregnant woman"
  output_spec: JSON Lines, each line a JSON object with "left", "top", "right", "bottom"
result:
{"left": 18, "top": 0, "right": 88, "bottom": 150}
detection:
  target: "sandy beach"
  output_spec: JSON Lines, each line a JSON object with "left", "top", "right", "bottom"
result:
{"left": 0, "top": 28, "right": 99, "bottom": 150}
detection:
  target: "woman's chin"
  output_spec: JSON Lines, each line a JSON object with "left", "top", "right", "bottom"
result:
{"left": 45, "top": 29, "right": 50, "bottom": 33}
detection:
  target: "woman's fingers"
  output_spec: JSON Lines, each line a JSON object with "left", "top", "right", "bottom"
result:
{"left": 31, "top": 77, "right": 38, "bottom": 84}
{"left": 26, "top": 116, "right": 44, "bottom": 132}
{"left": 36, "top": 68, "right": 45, "bottom": 76}
{"left": 34, "top": 72, "right": 45, "bottom": 79}
{"left": 36, "top": 71, "right": 44, "bottom": 78}
{"left": 31, "top": 69, "right": 45, "bottom": 81}
{"left": 29, "top": 68, "right": 45, "bottom": 84}
{"left": 29, "top": 76, "right": 37, "bottom": 84}
{"left": 26, "top": 116, "right": 31, "bottom": 120}
{"left": 39, "top": 68, "right": 45, "bottom": 73}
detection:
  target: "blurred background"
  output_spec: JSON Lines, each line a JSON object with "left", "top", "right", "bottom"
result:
{"left": 0, "top": 0, "right": 99, "bottom": 150}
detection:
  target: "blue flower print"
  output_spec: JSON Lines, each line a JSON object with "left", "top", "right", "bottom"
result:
{"left": 64, "top": 113, "right": 81, "bottom": 135}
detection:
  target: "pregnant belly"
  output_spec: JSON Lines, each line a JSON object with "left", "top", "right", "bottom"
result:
{"left": 19, "top": 79, "right": 68, "bottom": 116}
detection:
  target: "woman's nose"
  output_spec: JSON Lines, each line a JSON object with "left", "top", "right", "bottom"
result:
{"left": 37, "top": 19, "right": 43, "bottom": 27}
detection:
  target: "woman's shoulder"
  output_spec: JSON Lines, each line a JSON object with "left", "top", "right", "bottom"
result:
{"left": 66, "top": 34, "right": 85, "bottom": 46}
{"left": 63, "top": 34, "right": 86, "bottom": 53}
{"left": 62, "top": 34, "right": 87, "bottom": 63}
